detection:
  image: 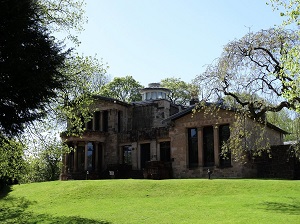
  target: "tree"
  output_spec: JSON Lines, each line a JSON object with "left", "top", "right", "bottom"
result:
{"left": 160, "top": 77, "right": 199, "bottom": 105}
{"left": 0, "top": 137, "right": 27, "bottom": 188}
{"left": 267, "top": 109, "right": 300, "bottom": 141}
{"left": 195, "top": 28, "right": 300, "bottom": 119}
{"left": 99, "top": 76, "right": 144, "bottom": 103}
{"left": 269, "top": 0, "right": 300, "bottom": 26}
{"left": 0, "top": 0, "right": 68, "bottom": 136}
{"left": 55, "top": 54, "right": 108, "bottom": 135}
{"left": 37, "top": 0, "right": 87, "bottom": 46}
{"left": 24, "top": 137, "right": 70, "bottom": 182}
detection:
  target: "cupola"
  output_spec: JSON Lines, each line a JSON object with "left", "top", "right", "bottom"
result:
{"left": 140, "top": 83, "right": 170, "bottom": 101}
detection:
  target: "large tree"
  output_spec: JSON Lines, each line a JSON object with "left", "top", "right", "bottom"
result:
{"left": 99, "top": 76, "right": 143, "bottom": 103}
{"left": 0, "top": 137, "right": 27, "bottom": 188}
{"left": 37, "top": 0, "right": 87, "bottom": 46}
{"left": 160, "top": 77, "right": 199, "bottom": 106}
{"left": 195, "top": 28, "right": 300, "bottom": 119}
{"left": 0, "top": 0, "right": 68, "bottom": 136}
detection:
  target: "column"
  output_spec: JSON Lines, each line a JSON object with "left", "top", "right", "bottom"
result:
{"left": 62, "top": 153, "right": 67, "bottom": 174}
{"left": 131, "top": 142, "right": 138, "bottom": 170}
{"left": 156, "top": 141, "right": 160, "bottom": 161}
{"left": 213, "top": 125, "right": 220, "bottom": 167}
{"left": 197, "top": 127, "right": 203, "bottom": 167}
{"left": 73, "top": 142, "right": 78, "bottom": 172}
{"left": 137, "top": 144, "right": 141, "bottom": 170}
{"left": 84, "top": 142, "right": 88, "bottom": 171}
{"left": 65, "top": 153, "right": 69, "bottom": 173}
{"left": 150, "top": 140, "right": 157, "bottom": 161}
{"left": 118, "top": 146, "right": 122, "bottom": 164}
{"left": 92, "top": 112, "right": 96, "bottom": 131}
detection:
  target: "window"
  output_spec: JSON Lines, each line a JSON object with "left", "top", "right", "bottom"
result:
{"left": 151, "top": 92, "right": 157, "bottom": 99}
{"left": 219, "top": 124, "right": 231, "bottom": 167}
{"left": 160, "top": 141, "right": 171, "bottom": 162}
{"left": 188, "top": 128, "right": 198, "bottom": 168}
{"left": 123, "top": 146, "right": 132, "bottom": 165}
{"left": 157, "top": 92, "right": 162, "bottom": 99}
{"left": 203, "top": 126, "right": 215, "bottom": 167}
{"left": 146, "top": 92, "right": 151, "bottom": 100}
{"left": 86, "top": 119, "right": 93, "bottom": 130}
{"left": 94, "top": 111, "right": 100, "bottom": 131}
{"left": 77, "top": 145, "right": 85, "bottom": 171}
{"left": 118, "top": 111, "right": 122, "bottom": 132}
{"left": 140, "top": 143, "right": 150, "bottom": 169}
{"left": 103, "top": 110, "right": 108, "bottom": 132}
{"left": 87, "top": 142, "right": 94, "bottom": 171}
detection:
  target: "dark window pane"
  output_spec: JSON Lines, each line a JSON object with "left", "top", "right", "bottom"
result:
{"left": 188, "top": 128, "right": 198, "bottom": 168}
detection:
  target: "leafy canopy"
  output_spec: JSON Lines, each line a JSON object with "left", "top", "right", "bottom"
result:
{"left": 0, "top": 0, "right": 68, "bottom": 136}
{"left": 99, "top": 76, "right": 143, "bottom": 103}
{"left": 195, "top": 28, "right": 300, "bottom": 118}
{"left": 160, "top": 77, "right": 199, "bottom": 106}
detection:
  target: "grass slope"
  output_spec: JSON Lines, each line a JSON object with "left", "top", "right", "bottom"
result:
{"left": 0, "top": 179, "right": 299, "bottom": 223}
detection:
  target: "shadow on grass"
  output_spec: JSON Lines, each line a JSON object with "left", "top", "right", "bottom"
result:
{"left": 260, "top": 199, "right": 300, "bottom": 215}
{"left": 0, "top": 195, "right": 110, "bottom": 224}
{"left": 0, "top": 185, "right": 12, "bottom": 199}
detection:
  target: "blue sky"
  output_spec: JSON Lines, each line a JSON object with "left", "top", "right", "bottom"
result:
{"left": 75, "top": 0, "right": 284, "bottom": 86}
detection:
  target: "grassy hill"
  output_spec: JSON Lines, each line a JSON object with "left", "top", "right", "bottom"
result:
{"left": 0, "top": 179, "right": 299, "bottom": 223}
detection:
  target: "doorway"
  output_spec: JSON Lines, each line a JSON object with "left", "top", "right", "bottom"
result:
{"left": 140, "top": 143, "right": 150, "bottom": 169}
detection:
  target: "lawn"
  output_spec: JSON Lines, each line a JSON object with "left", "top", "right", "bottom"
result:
{"left": 0, "top": 179, "right": 299, "bottom": 223}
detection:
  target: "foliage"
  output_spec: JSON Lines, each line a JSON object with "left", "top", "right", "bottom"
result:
{"left": 0, "top": 137, "right": 27, "bottom": 188}
{"left": 266, "top": 109, "right": 300, "bottom": 141}
{"left": 269, "top": 1, "right": 300, "bottom": 113}
{"left": 56, "top": 54, "right": 108, "bottom": 136}
{"left": 99, "top": 76, "right": 143, "bottom": 102}
{"left": 160, "top": 77, "right": 199, "bottom": 105}
{"left": 194, "top": 103, "right": 272, "bottom": 163}
{"left": 1, "top": 180, "right": 300, "bottom": 223}
{"left": 0, "top": 0, "right": 68, "bottom": 136}
{"left": 0, "top": 0, "right": 106, "bottom": 183}
{"left": 37, "top": 0, "right": 87, "bottom": 46}
{"left": 24, "top": 138, "right": 70, "bottom": 183}
{"left": 195, "top": 28, "right": 300, "bottom": 118}
{"left": 269, "top": 0, "right": 300, "bottom": 26}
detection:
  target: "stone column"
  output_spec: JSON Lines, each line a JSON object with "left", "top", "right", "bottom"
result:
{"left": 84, "top": 142, "right": 88, "bottom": 171}
{"left": 62, "top": 153, "right": 67, "bottom": 174}
{"left": 73, "top": 142, "right": 78, "bottom": 172}
{"left": 137, "top": 144, "right": 141, "bottom": 170}
{"left": 213, "top": 125, "right": 220, "bottom": 167}
{"left": 197, "top": 127, "right": 203, "bottom": 167}
{"left": 150, "top": 140, "right": 157, "bottom": 161}
{"left": 92, "top": 112, "right": 96, "bottom": 131}
{"left": 156, "top": 141, "right": 160, "bottom": 161}
{"left": 131, "top": 142, "right": 138, "bottom": 170}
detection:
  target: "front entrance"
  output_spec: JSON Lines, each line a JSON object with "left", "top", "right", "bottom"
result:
{"left": 140, "top": 143, "right": 150, "bottom": 169}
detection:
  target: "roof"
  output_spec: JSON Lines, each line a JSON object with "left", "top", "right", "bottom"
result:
{"left": 162, "top": 102, "right": 289, "bottom": 134}
{"left": 93, "top": 95, "right": 131, "bottom": 107}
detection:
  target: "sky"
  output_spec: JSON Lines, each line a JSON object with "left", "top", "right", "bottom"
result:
{"left": 74, "top": 0, "right": 285, "bottom": 87}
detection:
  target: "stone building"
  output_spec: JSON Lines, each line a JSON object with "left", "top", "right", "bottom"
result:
{"left": 60, "top": 83, "right": 287, "bottom": 180}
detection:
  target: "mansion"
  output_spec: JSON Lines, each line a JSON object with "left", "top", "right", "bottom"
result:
{"left": 60, "top": 83, "right": 288, "bottom": 180}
